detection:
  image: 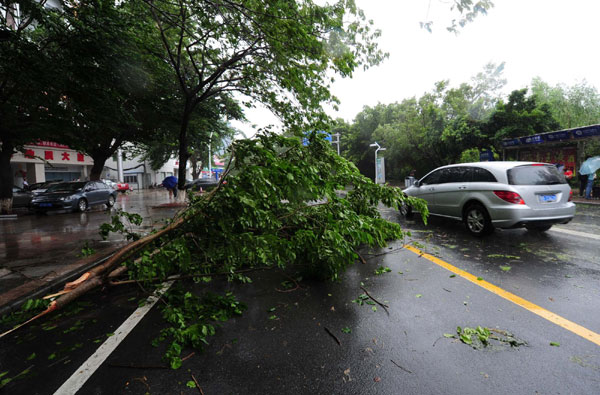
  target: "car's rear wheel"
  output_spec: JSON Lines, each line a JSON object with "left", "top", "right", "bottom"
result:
{"left": 525, "top": 224, "right": 552, "bottom": 232}
{"left": 77, "top": 198, "right": 88, "bottom": 213}
{"left": 106, "top": 195, "right": 115, "bottom": 208}
{"left": 464, "top": 203, "right": 494, "bottom": 236}
{"left": 399, "top": 200, "right": 413, "bottom": 218}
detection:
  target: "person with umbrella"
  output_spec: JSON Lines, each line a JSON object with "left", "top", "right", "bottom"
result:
{"left": 579, "top": 156, "right": 600, "bottom": 199}
{"left": 162, "top": 175, "right": 178, "bottom": 199}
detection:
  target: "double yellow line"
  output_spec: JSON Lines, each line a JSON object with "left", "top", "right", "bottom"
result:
{"left": 404, "top": 245, "right": 600, "bottom": 347}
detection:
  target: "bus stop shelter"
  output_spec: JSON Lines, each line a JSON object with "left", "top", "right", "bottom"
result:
{"left": 501, "top": 124, "right": 600, "bottom": 172}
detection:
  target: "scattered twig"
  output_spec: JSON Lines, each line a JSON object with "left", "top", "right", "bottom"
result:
{"left": 360, "top": 286, "right": 389, "bottom": 315}
{"left": 275, "top": 272, "right": 303, "bottom": 293}
{"left": 443, "top": 288, "right": 452, "bottom": 292}
{"left": 181, "top": 352, "right": 195, "bottom": 362}
{"left": 390, "top": 359, "right": 412, "bottom": 373}
{"left": 191, "top": 373, "right": 204, "bottom": 395}
{"left": 324, "top": 326, "right": 341, "bottom": 346}
{"left": 356, "top": 251, "right": 367, "bottom": 264}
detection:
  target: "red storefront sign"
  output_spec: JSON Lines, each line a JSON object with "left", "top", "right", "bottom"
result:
{"left": 44, "top": 150, "right": 54, "bottom": 160}
{"left": 34, "top": 141, "right": 70, "bottom": 149}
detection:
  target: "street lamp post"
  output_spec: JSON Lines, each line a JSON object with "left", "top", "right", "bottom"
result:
{"left": 369, "top": 142, "right": 386, "bottom": 184}
{"left": 333, "top": 133, "right": 340, "bottom": 155}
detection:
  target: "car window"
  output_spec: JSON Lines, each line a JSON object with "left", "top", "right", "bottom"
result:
{"left": 13, "top": 187, "right": 23, "bottom": 193}
{"left": 471, "top": 167, "right": 498, "bottom": 182}
{"left": 439, "top": 167, "right": 471, "bottom": 183}
{"left": 507, "top": 165, "right": 566, "bottom": 185}
{"left": 46, "top": 182, "right": 86, "bottom": 192}
{"left": 421, "top": 169, "right": 442, "bottom": 185}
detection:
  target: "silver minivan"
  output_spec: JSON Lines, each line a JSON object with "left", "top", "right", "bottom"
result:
{"left": 401, "top": 162, "right": 575, "bottom": 236}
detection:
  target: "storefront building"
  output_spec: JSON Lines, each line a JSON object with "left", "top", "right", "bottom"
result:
{"left": 10, "top": 141, "right": 93, "bottom": 188}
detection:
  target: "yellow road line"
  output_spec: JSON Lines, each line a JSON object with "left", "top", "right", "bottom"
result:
{"left": 404, "top": 245, "right": 600, "bottom": 347}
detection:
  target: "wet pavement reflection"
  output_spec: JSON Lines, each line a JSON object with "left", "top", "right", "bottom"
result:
{"left": 0, "top": 189, "right": 183, "bottom": 308}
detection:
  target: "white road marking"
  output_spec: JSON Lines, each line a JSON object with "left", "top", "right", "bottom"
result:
{"left": 550, "top": 227, "right": 600, "bottom": 241}
{"left": 54, "top": 281, "right": 173, "bottom": 395}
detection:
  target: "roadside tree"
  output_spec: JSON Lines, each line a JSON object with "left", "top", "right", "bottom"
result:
{"left": 140, "top": 0, "right": 387, "bottom": 189}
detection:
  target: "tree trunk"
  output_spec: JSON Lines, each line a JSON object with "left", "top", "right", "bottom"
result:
{"left": 0, "top": 140, "right": 15, "bottom": 214}
{"left": 89, "top": 153, "right": 110, "bottom": 181}
{"left": 191, "top": 152, "right": 201, "bottom": 179}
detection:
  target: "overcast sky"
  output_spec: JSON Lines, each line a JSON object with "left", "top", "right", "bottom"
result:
{"left": 233, "top": 0, "right": 600, "bottom": 135}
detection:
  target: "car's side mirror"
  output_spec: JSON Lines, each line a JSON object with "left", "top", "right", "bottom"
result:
{"left": 414, "top": 180, "right": 421, "bottom": 187}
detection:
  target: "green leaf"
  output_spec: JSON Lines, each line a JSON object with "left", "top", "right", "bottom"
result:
{"left": 477, "top": 277, "right": 483, "bottom": 281}
{"left": 449, "top": 274, "right": 456, "bottom": 278}
{"left": 26, "top": 353, "right": 36, "bottom": 361}
{"left": 443, "top": 333, "right": 455, "bottom": 338}
{"left": 415, "top": 294, "right": 422, "bottom": 298}
{"left": 341, "top": 327, "right": 352, "bottom": 334}
{"left": 186, "top": 380, "right": 197, "bottom": 388}
{"left": 500, "top": 266, "right": 511, "bottom": 272}
{"left": 550, "top": 342, "right": 560, "bottom": 347}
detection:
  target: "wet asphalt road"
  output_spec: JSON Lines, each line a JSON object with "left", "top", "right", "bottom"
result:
{"left": 0, "top": 190, "right": 180, "bottom": 308}
{"left": 0, "top": 203, "right": 599, "bottom": 394}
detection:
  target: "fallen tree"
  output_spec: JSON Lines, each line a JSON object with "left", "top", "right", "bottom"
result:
{"left": 1, "top": 131, "right": 427, "bottom": 368}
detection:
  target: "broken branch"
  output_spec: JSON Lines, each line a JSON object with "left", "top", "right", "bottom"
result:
{"left": 360, "top": 286, "right": 389, "bottom": 315}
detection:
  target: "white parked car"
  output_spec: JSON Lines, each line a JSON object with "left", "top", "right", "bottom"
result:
{"left": 401, "top": 162, "right": 575, "bottom": 236}
{"left": 102, "top": 179, "right": 117, "bottom": 190}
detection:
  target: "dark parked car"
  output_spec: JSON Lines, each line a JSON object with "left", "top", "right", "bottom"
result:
{"left": 12, "top": 186, "right": 33, "bottom": 208}
{"left": 184, "top": 178, "right": 220, "bottom": 191}
{"left": 30, "top": 181, "right": 117, "bottom": 213}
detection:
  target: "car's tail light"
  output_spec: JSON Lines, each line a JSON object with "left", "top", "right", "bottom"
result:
{"left": 568, "top": 190, "right": 573, "bottom": 202}
{"left": 494, "top": 190, "right": 525, "bottom": 204}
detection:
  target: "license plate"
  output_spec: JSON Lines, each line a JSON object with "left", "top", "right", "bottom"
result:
{"left": 540, "top": 194, "right": 556, "bottom": 203}
{"left": 40, "top": 203, "right": 53, "bottom": 207}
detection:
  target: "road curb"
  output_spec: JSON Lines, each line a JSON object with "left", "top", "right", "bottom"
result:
{"left": 0, "top": 249, "right": 119, "bottom": 318}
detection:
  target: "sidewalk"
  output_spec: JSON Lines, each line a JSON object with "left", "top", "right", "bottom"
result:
{"left": 0, "top": 189, "right": 184, "bottom": 315}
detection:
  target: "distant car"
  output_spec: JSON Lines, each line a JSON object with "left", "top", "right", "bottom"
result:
{"left": 400, "top": 162, "right": 575, "bottom": 236}
{"left": 12, "top": 186, "right": 33, "bottom": 208}
{"left": 102, "top": 179, "right": 117, "bottom": 190}
{"left": 30, "top": 181, "right": 117, "bottom": 213}
{"left": 115, "top": 182, "right": 132, "bottom": 193}
{"left": 184, "top": 178, "right": 219, "bottom": 191}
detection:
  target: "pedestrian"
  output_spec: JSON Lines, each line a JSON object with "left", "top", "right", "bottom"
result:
{"left": 564, "top": 167, "right": 573, "bottom": 180}
{"left": 162, "top": 175, "right": 178, "bottom": 199}
{"left": 585, "top": 170, "right": 596, "bottom": 200}
{"left": 578, "top": 169, "right": 588, "bottom": 197}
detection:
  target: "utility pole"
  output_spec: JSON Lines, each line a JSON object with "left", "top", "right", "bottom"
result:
{"left": 208, "top": 131, "right": 213, "bottom": 178}
{"left": 117, "top": 148, "right": 124, "bottom": 183}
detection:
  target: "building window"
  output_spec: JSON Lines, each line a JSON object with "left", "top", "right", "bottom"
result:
{"left": 124, "top": 175, "right": 137, "bottom": 184}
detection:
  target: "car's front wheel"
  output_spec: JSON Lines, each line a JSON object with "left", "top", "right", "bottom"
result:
{"left": 464, "top": 203, "right": 494, "bottom": 236}
{"left": 106, "top": 195, "right": 115, "bottom": 208}
{"left": 76, "top": 198, "right": 88, "bottom": 213}
{"left": 399, "top": 200, "right": 413, "bottom": 218}
{"left": 525, "top": 224, "right": 552, "bottom": 232}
